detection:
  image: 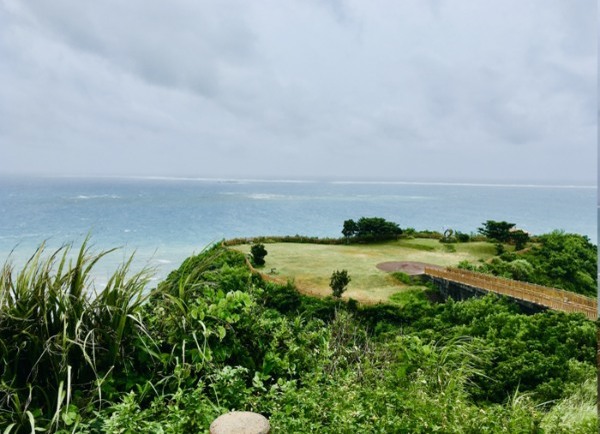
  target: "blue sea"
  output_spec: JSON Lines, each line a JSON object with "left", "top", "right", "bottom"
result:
{"left": 0, "top": 176, "right": 596, "bottom": 285}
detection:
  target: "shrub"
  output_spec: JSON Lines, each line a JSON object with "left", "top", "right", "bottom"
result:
{"left": 0, "top": 239, "right": 153, "bottom": 431}
{"left": 455, "top": 231, "right": 470, "bottom": 242}
{"left": 342, "top": 217, "right": 402, "bottom": 242}
{"left": 414, "top": 230, "right": 443, "bottom": 239}
{"left": 495, "top": 243, "right": 505, "bottom": 255}
{"left": 250, "top": 243, "right": 268, "bottom": 266}
{"left": 330, "top": 270, "right": 351, "bottom": 298}
{"left": 391, "top": 271, "right": 412, "bottom": 284}
{"left": 478, "top": 220, "right": 516, "bottom": 242}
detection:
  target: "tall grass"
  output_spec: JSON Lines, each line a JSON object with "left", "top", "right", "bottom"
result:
{"left": 540, "top": 377, "right": 598, "bottom": 433}
{"left": 0, "top": 239, "right": 154, "bottom": 432}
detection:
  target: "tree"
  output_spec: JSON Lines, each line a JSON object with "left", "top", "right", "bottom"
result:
{"left": 342, "top": 217, "right": 402, "bottom": 242}
{"left": 478, "top": 220, "right": 515, "bottom": 243}
{"left": 250, "top": 243, "right": 268, "bottom": 266}
{"left": 342, "top": 219, "right": 358, "bottom": 239}
{"left": 356, "top": 217, "right": 402, "bottom": 240}
{"left": 521, "top": 230, "right": 597, "bottom": 296}
{"left": 330, "top": 269, "right": 351, "bottom": 298}
{"left": 509, "top": 230, "right": 529, "bottom": 251}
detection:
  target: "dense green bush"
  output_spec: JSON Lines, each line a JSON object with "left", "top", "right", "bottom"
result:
{"left": 0, "top": 240, "right": 153, "bottom": 432}
{"left": 250, "top": 243, "right": 268, "bottom": 266}
{"left": 460, "top": 230, "right": 597, "bottom": 297}
{"left": 342, "top": 217, "right": 403, "bottom": 242}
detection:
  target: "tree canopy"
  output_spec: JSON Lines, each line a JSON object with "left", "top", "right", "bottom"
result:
{"left": 342, "top": 217, "right": 402, "bottom": 242}
{"left": 461, "top": 230, "right": 596, "bottom": 297}
{"left": 478, "top": 220, "right": 515, "bottom": 242}
{"left": 250, "top": 243, "right": 268, "bottom": 266}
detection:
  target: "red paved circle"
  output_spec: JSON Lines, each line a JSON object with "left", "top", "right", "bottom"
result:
{"left": 376, "top": 261, "right": 443, "bottom": 275}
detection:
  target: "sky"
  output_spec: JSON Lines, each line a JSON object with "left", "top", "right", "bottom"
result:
{"left": 0, "top": 0, "right": 596, "bottom": 184}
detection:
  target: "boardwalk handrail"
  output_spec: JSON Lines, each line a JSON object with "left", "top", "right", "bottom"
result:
{"left": 424, "top": 267, "right": 597, "bottom": 321}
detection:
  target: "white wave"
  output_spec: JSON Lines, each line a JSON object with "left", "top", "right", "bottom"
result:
{"left": 247, "top": 193, "right": 288, "bottom": 200}
{"left": 74, "top": 194, "right": 121, "bottom": 200}
{"left": 330, "top": 180, "right": 595, "bottom": 189}
{"left": 120, "top": 176, "right": 316, "bottom": 184}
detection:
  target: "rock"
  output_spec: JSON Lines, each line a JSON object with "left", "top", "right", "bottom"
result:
{"left": 210, "top": 411, "right": 270, "bottom": 434}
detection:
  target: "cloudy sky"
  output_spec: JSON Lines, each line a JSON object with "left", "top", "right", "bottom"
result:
{"left": 0, "top": 1, "right": 596, "bottom": 183}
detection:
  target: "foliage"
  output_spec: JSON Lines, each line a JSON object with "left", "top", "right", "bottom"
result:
{"left": 224, "top": 235, "right": 345, "bottom": 246}
{"left": 412, "top": 229, "right": 443, "bottom": 239}
{"left": 329, "top": 270, "right": 351, "bottom": 298}
{"left": 407, "top": 295, "right": 596, "bottom": 403}
{"left": 540, "top": 377, "right": 598, "bottom": 433}
{"left": 462, "top": 230, "right": 597, "bottom": 297}
{"left": 511, "top": 229, "right": 530, "bottom": 250}
{"left": 478, "top": 220, "right": 516, "bottom": 242}
{"left": 455, "top": 231, "right": 471, "bottom": 242}
{"left": 495, "top": 242, "right": 505, "bottom": 255}
{"left": 342, "top": 217, "right": 402, "bottom": 242}
{"left": 520, "top": 231, "right": 597, "bottom": 296}
{"left": 342, "top": 219, "right": 358, "bottom": 239}
{"left": 388, "top": 289, "right": 429, "bottom": 306}
{"left": 391, "top": 271, "right": 412, "bottom": 284}
{"left": 479, "top": 220, "right": 530, "bottom": 250}
{"left": 250, "top": 243, "right": 268, "bottom": 266}
{"left": 0, "top": 239, "right": 153, "bottom": 432}
{"left": 1, "top": 236, "right": 596, "bottom": 433}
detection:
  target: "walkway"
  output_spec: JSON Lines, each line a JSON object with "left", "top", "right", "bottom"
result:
{"left": 424, "top": 267, "right": 597, "bottom": 321}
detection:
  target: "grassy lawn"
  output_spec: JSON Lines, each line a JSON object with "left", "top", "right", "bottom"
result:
{"left": 231, "top": 238, "right": 496, "bottom": 304}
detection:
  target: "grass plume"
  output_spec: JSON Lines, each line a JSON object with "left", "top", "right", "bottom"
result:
{"left": 0, "top": 238, "right": 154, "bottom": 432}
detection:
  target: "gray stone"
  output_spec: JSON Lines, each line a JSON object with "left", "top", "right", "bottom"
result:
{"left": 210, "top": 411, "right": 270, "bottom": 434}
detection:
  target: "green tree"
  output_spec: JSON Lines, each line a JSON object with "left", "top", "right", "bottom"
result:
{"left": 521, "top": 231, "right": 597, "bottom": 296}
{"left": 342, "top": 219, "right": 358, "bottom": 239}
{"left": 508, "top": 259, "right": 534, "bottom": 280}
{"left": 355, "top": 217, "right": 402, "bottom": 241}
{"left": 478, "top": 220, "right": 516, "bottom": 243}
{"left": 509, "top": 229, "right": 529, "bottom": 250}
{"left": 250, "top": 243, "right": 268, "bottom": 266}
{"left": 330, "top": 269, "right": 351, "bottom": 298}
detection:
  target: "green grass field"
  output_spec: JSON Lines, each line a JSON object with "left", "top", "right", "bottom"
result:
{"left": 232, "top": 238, "right": 496, "bottom": 303}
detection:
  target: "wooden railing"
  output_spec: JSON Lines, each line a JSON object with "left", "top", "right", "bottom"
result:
{"left": 424, "top": 267, "right": 597, "bottom": 321}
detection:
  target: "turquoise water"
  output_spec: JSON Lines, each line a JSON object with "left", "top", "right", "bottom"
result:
{"left": 0, "top": 176, "right": 596, "bottom": 284}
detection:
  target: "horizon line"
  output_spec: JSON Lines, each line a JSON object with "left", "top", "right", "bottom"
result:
{"left": 0, "top": 174, "right": 596, "bottom": 189}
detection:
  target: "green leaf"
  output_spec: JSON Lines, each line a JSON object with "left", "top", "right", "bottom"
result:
{"left": 217, "top": 325, "right": 226, "bottom": 340}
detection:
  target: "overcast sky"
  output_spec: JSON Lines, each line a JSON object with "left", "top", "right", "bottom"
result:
{"left": 0, "top": 1, "right": 596, "bottom": 183}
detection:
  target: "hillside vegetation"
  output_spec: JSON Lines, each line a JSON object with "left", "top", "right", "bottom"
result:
{"left": 0, "top": 238, "right": 596, "bottom": 433}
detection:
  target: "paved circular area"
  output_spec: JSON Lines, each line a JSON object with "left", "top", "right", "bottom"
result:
{"left": 376, "top": 261, "right": 443, "bottom": 275}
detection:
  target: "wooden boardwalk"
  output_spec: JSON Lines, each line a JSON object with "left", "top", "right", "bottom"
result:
{"left": 425, "top": 267, "right": 597, "bottom": 321}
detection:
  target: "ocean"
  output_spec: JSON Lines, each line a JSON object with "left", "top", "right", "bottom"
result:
{"left": 0, "top": 176, "right": 596, "bottom": 285}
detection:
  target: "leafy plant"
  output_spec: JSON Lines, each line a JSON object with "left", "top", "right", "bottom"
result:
{"left": 342, "top": 217, "right": 402, "bottom": 242}
{"left": 330, "top": 270, "right": 350, "bottom": 298}
{"left": 479, "top": 220, "right": 516, "bottom": 242}
{"left": 250, "top": 243, "right": 268, "bottom": 267}
{"left": 0, "top": 239, "right": 153, "bottom": 432}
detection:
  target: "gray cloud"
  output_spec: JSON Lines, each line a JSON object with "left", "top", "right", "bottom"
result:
{"left": 0, "top": 0, "right": 595, "bottom": 183}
